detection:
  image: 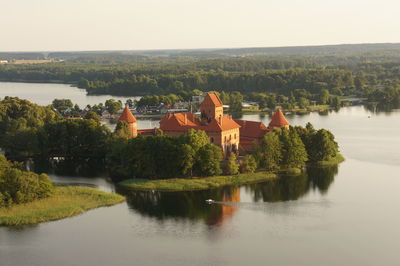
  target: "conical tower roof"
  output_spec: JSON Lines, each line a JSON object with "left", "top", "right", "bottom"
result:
{"left": 269, "top": 109, "right": 289, "bottom": 128}
{"left": 118, "top": 106, "right": 137, "bottom": 123}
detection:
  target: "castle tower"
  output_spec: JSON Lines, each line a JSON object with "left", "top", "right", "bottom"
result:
{"left": 200, "top": 93, "right": 224, "bottom": 122}
{"left": 118, "top": 106, "right": 138, "bottom": 137}
{"left": 268, "top": 109, "right": 290, "bottom": 129}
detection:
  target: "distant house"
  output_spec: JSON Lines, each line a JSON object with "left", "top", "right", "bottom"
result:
{"left": 0, "top": 60, "right": 8, "bottom": 64}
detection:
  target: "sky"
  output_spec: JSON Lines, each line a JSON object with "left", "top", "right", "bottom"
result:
{"left": 1, "top": 0, "right": 399, "bottom": 51}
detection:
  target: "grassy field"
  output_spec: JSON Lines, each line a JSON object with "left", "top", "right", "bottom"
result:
{"left": 120, "top": 171, "right": 277, "bottom": 191}
{"left": 0, "top": 186, "right": 125, "bottom": 226}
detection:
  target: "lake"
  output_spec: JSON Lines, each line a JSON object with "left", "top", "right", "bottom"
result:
{"left": 1, "top": 82, "right": 400, "bottom": 266}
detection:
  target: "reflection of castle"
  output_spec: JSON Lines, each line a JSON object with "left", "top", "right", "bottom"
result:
{"left": 207, "top": 187, "right": 241, "bottom": 226}
{"left": 118, "top": 93, "right": 289, "bottom": 155}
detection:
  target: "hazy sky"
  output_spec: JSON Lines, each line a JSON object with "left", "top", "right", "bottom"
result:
{"left": 1, "top": 0, "right": 399, "bottom": 51}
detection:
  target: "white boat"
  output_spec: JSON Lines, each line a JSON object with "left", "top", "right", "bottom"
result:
{"left": 205, "top": 199, "right": 214, "bottom": 204}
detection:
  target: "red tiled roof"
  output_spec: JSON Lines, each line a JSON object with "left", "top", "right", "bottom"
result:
{"left": 200, "top": 93, "right": 223, "bottom": 108}
{"left": 118, "top": 106, "right": 137, "bottom": 123}
{"left": 201, "top": 115, "right": 240, "bottom": 131}
{"left": 269, "top": 109, "right": 289, "bottom": 128}
{"left": 234, "top": 120, "right": 269, "bottom": 138}
{"left": 159, "top": 112, "right": 199, "bottom": 131}
{"left": 159, "top": 112, "right": 240, "bottom": 132}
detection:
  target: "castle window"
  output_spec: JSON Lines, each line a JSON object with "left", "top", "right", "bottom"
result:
{"left": 224, "top": 136, "right": 227, "bottom": 142}
{"left": 234, "top": 134, "right": 236, "bottom": 139}
{"left": 210, "top": 137, "right": 214, "bottom": 143}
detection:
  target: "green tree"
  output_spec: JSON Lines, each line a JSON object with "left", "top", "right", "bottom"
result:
{"left": 52, "top": 99, "right": 73, "bottom": 114}
{"left": 242, "top": 155, "right": 257, "bottom": 173}
{"left": 105, "top": 99, "right": 123, "bottom": 116}
{"left": 308, "top": 129, "right": 339, "bottom": 162}
{"left": 114, "top": 121, "right": 131, "bottom": 139}
{"left": 194, "top": 144, "right": 222, "bottom": 176}
{"left": 319, "top": 89, "right": 330, "bottom": 105}
{"left": 280, "top": 127, "right": 308, "bottom": 168}
{"left": 229, "top": 91, "right": 243, "bottom": 113}
{"left": 256, "top": 131, "right": 282, "bottom": 170}
{"left": 226, "top": 153, "right": 239, "bottom": 175}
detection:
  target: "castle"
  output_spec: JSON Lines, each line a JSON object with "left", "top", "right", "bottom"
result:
{"left": 118, "top": 93, "right": 289, "bottom": 155}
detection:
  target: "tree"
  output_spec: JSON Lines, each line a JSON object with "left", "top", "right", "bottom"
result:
{"left": 0, "top": 155, "right": 53, "bottom": 207}
{"left": 226, "top": 153, "right": 239, "bottom": 175}
{"left": 105, "top": 99, "right": 122, "bottom": 116}
{"left": 114, "top": 121, "right": 131, "bottom": 138}
{"left": 84, "top": 111, "right": 101, "bottom": 122}
{"left": 280, "top": 127, "right": 308, "bottom": 168}
{"left": 298, "top": 97, "right": 310, "bottom": 109}
{"left": 308, "top": 129, "right": 339, "bottom": 162}
{"left": 184, "top": 129, "right": 210, "bottom": 152}
{"left": 242, "top": 155, "right": 257, "bottom": 173}
{"left": 319, "top": 89, "right": 330, "bottom": 105}
{"left": 256, "top": 131, "right": 282, "bottom": 170}
{"left": 229, "top": 91, "right": 243, "bottom": 113}
{"left": 52, "top": 99, "right": 73, "bottom": 114}
{"left": 194, "top": 144, "right": 222, "bottom": 176}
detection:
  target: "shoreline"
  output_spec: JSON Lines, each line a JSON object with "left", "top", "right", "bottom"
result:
{"left": 0, "top": 186, "right": 125, "bottom": 226}
{"left": 119, "top": 171, "right": 277, "bottom": 192}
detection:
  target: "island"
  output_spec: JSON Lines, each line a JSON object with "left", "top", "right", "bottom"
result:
{"left": 0, "top": 155, "right": 125, "bottom": 226}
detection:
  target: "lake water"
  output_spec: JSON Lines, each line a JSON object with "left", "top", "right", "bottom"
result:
{"left": 1, "top": 82, "right": 400, "bottom": 266}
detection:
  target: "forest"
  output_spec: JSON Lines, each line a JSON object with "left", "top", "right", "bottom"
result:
{"left": 1, "top": 45, "right": 399, "bottom": 108}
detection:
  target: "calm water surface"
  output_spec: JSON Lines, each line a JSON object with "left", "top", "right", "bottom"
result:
{"left": 1, "top": 82, "right": 400, "bottom": 266}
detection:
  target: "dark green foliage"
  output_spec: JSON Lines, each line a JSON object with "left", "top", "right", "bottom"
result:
{"left": 0, "top": 155, "right": 53, "bottom": 207}
{"left": 39, "top": 119, "right": 111, "bottom": 160}
{"left": 308, "top": 129, "right": 339, "bottom": 162}
{"left": 280, "top": 127, "right": 308, "bottom": 168}
{"left": 0, "top": 97, "right": 58, "bottom": 159}
{"left": 194, "top": 144, "right": 223, "bottom": 177}
{"left": 107, "top": 130, "right": 222, "bottom": 180}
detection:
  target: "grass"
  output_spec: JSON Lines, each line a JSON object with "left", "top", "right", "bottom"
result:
{"left": 311, "top": 154, "right": 345, "bottom": 166}
{"left": 0, "top": 186, "right": 125, "bottom": 226}
{"left": 119, "top": 171, "right": 277, "bottom": 191}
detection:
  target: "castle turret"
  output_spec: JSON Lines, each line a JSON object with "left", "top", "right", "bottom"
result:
{"left": 118, "top": 106, "right": 138, "bottom": 137}
{"left": 268, "top": 109, "right": 289, "bottom": 129}
{"left": 200, "top": 93, "right": 224, "bottom": 122}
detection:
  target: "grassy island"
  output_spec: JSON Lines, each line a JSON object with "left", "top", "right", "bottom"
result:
{"left": 0, "top": 186, "right": 125, "bottom": 226}
{"left": 119, "top": 171, "right": 277, "bottom": 191}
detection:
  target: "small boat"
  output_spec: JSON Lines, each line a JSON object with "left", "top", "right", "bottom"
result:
{"left": 205, "top": 199, "right": 214, "bottom": 204}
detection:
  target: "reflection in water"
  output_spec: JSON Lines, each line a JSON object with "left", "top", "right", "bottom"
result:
{"left": 119, "top": 186, "right": 240, "bottom": 226}
{"left": 246, "top": 165, "right": 338, "bottom": 202}
{"left": 119, "top": 165, "right": 338, "bottom": 225}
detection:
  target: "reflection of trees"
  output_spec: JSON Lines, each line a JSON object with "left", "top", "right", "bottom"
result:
{"left": 118, "top": 186, "right": 240, "bottom": 226}
{"left": 307, "top": 165, "right": 338, "bottom": 194}
{"left": 363, "top": 102, "right": 399, "bottom": 113}
{"left": 32, "top": 158, "right": 106, "bottom": 177}
{"left": 245, "top": 165, "right": 338, "bottom": 202}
